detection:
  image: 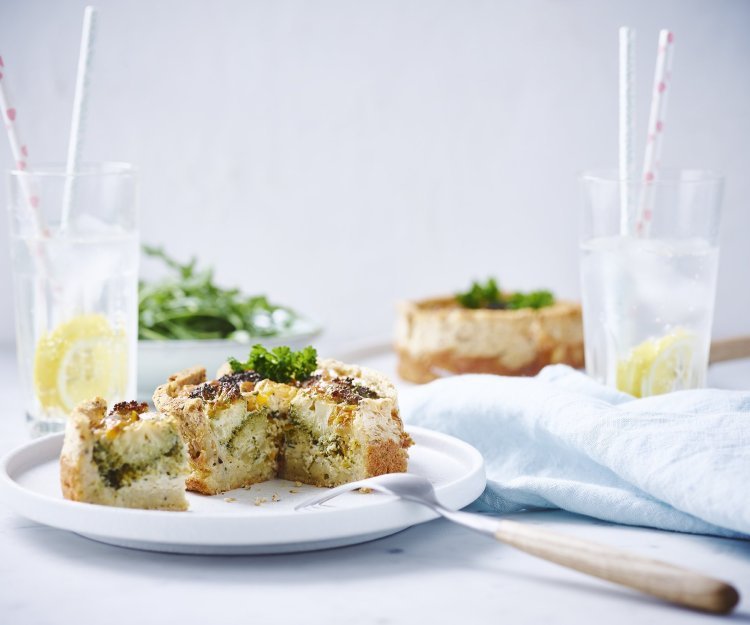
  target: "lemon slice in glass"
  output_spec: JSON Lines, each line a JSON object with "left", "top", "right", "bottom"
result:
{"left": 616, "top": 330, "right": 698, "bottom": 398}
{"left": 615, "top": 338, "right": 657, "bottom": 397}
{"left": 34, "top": 314, "right": 127, "bottom": 414}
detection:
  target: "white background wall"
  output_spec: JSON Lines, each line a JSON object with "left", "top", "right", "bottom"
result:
{"left": 1, "top": 0, "right": 748, "bottom": 347}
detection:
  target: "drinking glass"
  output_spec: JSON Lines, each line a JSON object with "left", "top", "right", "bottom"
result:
{"left": 7, "top": 162, "right": 139, "bottom": 436}
{"left": 579, "top": 169, "right": 722, "bottom": 397}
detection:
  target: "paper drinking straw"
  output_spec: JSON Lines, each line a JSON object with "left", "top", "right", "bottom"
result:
{"left": 636, "top": 29, "right": 675, "bottom": 236}
{"left": 618, "top": 27, "right": 636, "bottom": 236}
{"left": 0, "top": 54, "right": 45, "bottom": 236}
{"left": 0, "top": 54, "right": 55, "bottom": 337}
{"left": 61, "top": 6, "right": 98, "bottom": 231}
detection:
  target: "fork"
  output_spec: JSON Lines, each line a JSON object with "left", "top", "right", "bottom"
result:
{"left": 295, "top": 473, "right": 739, "bottom": 614}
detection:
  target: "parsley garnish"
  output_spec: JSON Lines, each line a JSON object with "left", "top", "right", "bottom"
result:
{"left": 506, "top": 290, "right": 555, "bottom": 310}
{"left": 456, "top": 278, "right": 503, "bottom": 309}
{"left": 228, "top": 345, "right": 318, "bottom": 383}
{"left": 456, "top": 278, "right": 555, "bottom": 311}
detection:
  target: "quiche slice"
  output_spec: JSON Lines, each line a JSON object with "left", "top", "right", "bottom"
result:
{"left": 153, "top": 359, "right": 413, "bottom": 495}
{"left": 283, "top": 359, "right": 412, "bottom": 487}
{"left": 60, "top": 398, "right": 189, "bottom": 510}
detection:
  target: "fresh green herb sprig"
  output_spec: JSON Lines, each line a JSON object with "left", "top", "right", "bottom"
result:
{"left": 506, "top": 289, "right": 555, "bottom": 310}
{"left": 456, "top": 277, "right": 555, "bottom": 311}
{"left": 229, "top": 345, "right": 318, "bottom": 383}
{"left": 456, "top": 278, "right": 503, "bottom": 309}
{"left": 138, "top": 245, "right": 301, "bottom": 341}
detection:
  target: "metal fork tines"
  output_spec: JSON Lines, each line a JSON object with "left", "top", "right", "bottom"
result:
{"left": 294, "top": 473, "right": 499, "bottom": 536}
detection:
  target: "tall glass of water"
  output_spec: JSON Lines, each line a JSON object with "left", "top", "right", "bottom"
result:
{"left": 580, "top": 169, "right": 722, "bottom": 397}
{"left": 7, "top": 162, "right": 139, "bottom": 436}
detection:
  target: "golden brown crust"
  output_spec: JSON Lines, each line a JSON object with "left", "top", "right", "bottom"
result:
{"left": 397, "top": 344, "right": 585, "bottom": 383}
{"left": 365, "top": 439, "right": 409, "bottom": 476}
{"left": 184, "top": 476, "right": 215, "bottom": 496}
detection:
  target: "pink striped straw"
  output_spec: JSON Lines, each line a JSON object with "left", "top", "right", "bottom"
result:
{"left": 1, "top": 54, "right": 54, "bottom": 335}
{"left": 636, "top": 29, "right": 675, "bottom": 236}
{"left": 0, "top": 54, "right": 46, "bottom": 236}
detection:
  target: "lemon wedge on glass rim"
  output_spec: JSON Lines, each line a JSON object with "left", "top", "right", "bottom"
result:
{"left": 33, "top": 314, "right": 127, "bottom": 415}
{"left": 616, "top": 330, "right": 699, "bottom": 398}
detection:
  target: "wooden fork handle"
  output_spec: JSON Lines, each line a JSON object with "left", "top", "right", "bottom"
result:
{"left": 494, "top": 519, "right": 739, "bottom": 614}
{"left": 709, "top": 336, "right": 750, "bottom": 364}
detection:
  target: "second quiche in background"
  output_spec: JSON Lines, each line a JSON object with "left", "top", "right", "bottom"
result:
{"left": 396, "top": 278, "right": 584, "bottom": 383}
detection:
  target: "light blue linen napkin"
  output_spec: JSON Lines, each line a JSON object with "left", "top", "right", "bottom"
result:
{"left": 400, "top": 365, "right": 750, "bottom": 538}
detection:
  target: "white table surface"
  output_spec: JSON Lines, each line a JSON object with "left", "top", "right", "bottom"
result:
{"left": 1, "top": 343, "right": 749, "bottom": 625}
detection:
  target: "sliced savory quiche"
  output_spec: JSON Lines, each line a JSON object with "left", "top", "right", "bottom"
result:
{"left": 153, "top": 359, "right": 413, "bottom": 495}
{"left": 60, "top": 398, "right": 189, "bottom": 510}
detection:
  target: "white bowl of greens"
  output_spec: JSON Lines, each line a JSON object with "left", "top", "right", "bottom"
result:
{"left": 137, "top": 246, "right": 322, "bottom": 398}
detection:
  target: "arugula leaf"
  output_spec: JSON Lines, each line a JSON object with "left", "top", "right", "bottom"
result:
{"left": 456, "top": 278, "right": 555, "bottom": 310}
{"left": 229, "top": 345, "right": 318, "bottom": 383}
{"left": 139, "top": 246, "right": 302, "bottom": 340}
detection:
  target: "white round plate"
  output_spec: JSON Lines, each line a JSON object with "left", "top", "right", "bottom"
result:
{"left": 0, "top": 426, "right": 485, "bottom": 555}
{"left": 137, "top": 317, "right": 322, "bottom": 398}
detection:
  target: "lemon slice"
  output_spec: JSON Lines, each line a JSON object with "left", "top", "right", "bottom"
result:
{"left": 616, "top": 330, "right": 698, "bottom": 398}
{"left": 34, "top": 314, "right": 127, "bottom": 414}
{"left": 616, "top": 339, "right": 657, "bottom": 397}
